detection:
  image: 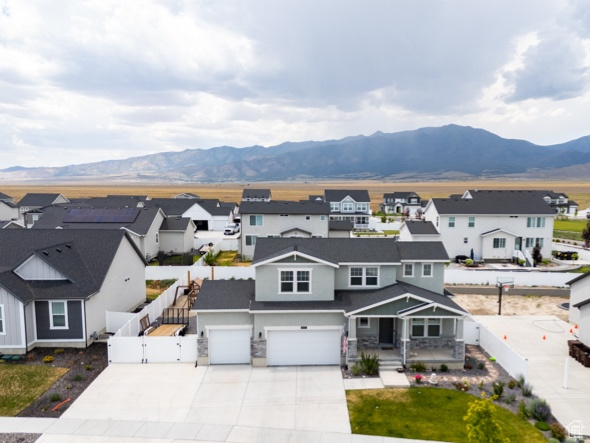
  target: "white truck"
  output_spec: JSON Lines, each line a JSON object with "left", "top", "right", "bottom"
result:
{"left": 224, "top": 223, "right": 240, "bottom": 235}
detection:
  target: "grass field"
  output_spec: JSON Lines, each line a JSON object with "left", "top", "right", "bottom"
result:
{"left": 347, "top": 388, "right": 546, "bottom": 442}
{"left": 2, "top": 180, "right": 590, "bottom": 212}
{"left": 0, "top": 364, "right": 69, "bottom": 416}
{"left": 554, "top": 218, "right": 589, "bottom": 241}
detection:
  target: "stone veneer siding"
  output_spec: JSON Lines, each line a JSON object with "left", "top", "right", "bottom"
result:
{"left": 251, "top": 339, "right": 266, "bottom": 358}
{"left": 410, "top": 335, "right": 455, "bottom": 349}
{"left": 357, "top": 334, "right": 379, "bottom": 350}
{"left": 347, "top": 338, "right": 358, "bottom": 359}
{"left": 453, "top": 340, "right": 465, "bottom": 360}
{"left": 197, "top": 338, "right": 208, "bottom": 357}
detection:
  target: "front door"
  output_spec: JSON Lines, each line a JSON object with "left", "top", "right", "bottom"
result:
{"left": 379, "top": 318, "right": 395, "bottom": 345}
{"left": 515, "top": 237, "right": 522, "bottom": 251}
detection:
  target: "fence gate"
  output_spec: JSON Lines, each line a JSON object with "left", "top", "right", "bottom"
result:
{"left": 464, "top": 320, "right": 480, "bottom": 345}
{"left": 108, "top": 335, "right": 198, "bottom": 364}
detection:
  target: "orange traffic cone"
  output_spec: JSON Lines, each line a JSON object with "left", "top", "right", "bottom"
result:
{"left": 570, "top": 329, "right": 573, "bottom": 333}
{"left": 503, "top": 335, "right": 507, "bottom": 340}
{"left": 575, "top": 324, "right": 579, "bottom": 329}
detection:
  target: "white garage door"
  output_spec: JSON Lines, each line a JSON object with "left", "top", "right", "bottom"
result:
{"left": 267, "top": 329, "right": 341, "bottom": 366}
{"left": 209, "top": 329, "right": 251, "bottom": 364}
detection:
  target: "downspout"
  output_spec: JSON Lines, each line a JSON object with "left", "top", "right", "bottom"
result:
{"left": 402, "top": 317, "right": 407, "bottom": 366}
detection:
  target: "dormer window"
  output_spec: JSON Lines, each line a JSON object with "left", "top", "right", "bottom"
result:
{"left": 279, "top": 269, "right": 311, "bottom": 293}
{"left": 330, "top": 202, "right": 339, "bottom": 212}
{"left": 342, "top": 202, "right": 354, "bottom": 212}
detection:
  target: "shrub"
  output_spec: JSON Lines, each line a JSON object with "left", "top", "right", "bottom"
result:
{"left": 503, "top": 393, "right": 516, "bottom": 405}
{"left": 507, "top": 379, "right": 517, "bottom": 389}
{"left": 464, "top": 362, "right": 473, "bottom": 370}
{"left": 43, "top": 355, "right": 54, "bottom": 363}
{"left": 465, "top": 258, "right": 474, "bottom": 266}
{"left": 351, "top": 362, "right": 362, "bottom": 376}
{"left": 85, "top": 365, "right": 92, "bottom": 371}
{"left": 440, "top": 364, "right": 448, "bottom": 372}
{"left": 516, "top": 374, "right": 526, "bottom": 388}
{"left": 359, "top": 352, "right": 380, "bottom": 375}
{"left": 410, "top": 361, "right": 426, "bottom": 372}
{"left": 477, "top": 381, "right": 484, "bottom": 390}
{"left": 477, "top": 361, "right": 485, "bottom": 370}
{"left": 535, "top": 421, "right": 550, "bottom": 431}
{"left": 518, "top": 400, "right": 530, "bottom": 420}
{"left": 528, "top": 398, "right": 551, "bottom": 422}
{"left": 542, "top": 258, "right": 551, "bottom": 265}
{"left": 492, "top": 381, "right": 505, "bottom": 398}
{"left": 72, "top": 374, "right": 84, "bottom": 382}
{"left": 54, "top": 348, "right": 65, "bottom": 354}
{"left": 49, "top": 393, "right": 62, "bottom": 402}
{"left": 521, "top": 382, "right": 533, "bottom": 397}
{"left": 414, "top": 374, "right": 423, "bottom": 384}
{"left": 550, "top": 422, "right": 567, "bottom": 441}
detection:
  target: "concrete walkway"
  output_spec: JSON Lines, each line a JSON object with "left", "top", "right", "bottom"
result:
{"left": 475, "top": 315, "right": 590, "bottom": 436}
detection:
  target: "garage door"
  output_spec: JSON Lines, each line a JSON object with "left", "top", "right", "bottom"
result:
{"left": 209, "top": 329, "right": 251, "bottom": 364}
{"left": 267, "top": 329, "right": 341, "bottom": 366}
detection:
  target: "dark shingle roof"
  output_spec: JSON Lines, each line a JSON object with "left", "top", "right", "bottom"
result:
{"left": 395, "top": 241, "right": 449, "bottom": 261}
{"left": 197, "top": 199, "right": 234, "bottom": 216}
{"left": 19, "top": 193, "right": 67, "bottom": 207}
{"left": 329, "top": 220, "right": 354, "bottom": 231}
{"left": 82, "top": 196, "right": 147, "bottom": 208}
{"left": 383, "top": 192, "right": 420, "bottom": 199}
{"left": 193, "top": 280, "right": 255, "bottom": 310}
{"left": 431, "top": 190, "right": 555, "bottom": 215}
{"left": 145, "top": 198, "right": 197, "bottom": 216}
{"left": 239, "top": 201, "right": 330, "bottom": 215}
{"left": 242, "top": 189, "right": 271, "bottom": 200}
{"left": 566, "top": 270, "right": 590, "bottom": 286}
{"left": 0, "top": 230, "right": 144, "bottom": 303}
{"left": 0, "top": 192, "right": 13, "bottom": 201}
{"left": 403, "top": 220, "right": 439, "bottom": 235}
{"left": 324, "top": 189, "right": 370, "bottom": 202}
{"left": 160, "top": 217, "right": 193, "bottom": 231}
{"left": 0, "top": 200, "right": 17, "bottom": 208}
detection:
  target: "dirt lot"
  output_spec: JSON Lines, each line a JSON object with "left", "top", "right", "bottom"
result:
{"left": 452, "top": 293, "right": 570, "bottom": 321}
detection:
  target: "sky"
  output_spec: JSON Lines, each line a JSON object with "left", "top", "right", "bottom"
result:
{"left": 1, "top": 0, "right": 590, "bottom": 168}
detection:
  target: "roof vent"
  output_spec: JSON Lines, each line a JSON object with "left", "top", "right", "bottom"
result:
{"left": 43, "top": 251, "right": 49, "bottom": 256}
{"left": 66, "top": 244, "right": 72, "bottom": 248}
{"left": 56, "top": 248, "right": 62, "bottom": 253}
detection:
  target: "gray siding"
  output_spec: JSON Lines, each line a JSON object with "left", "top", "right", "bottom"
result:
{"left": 196, "top": 312, "right": 253, "bottom": 337}
{"left": 255, "top": 262, "right": 335, "bottom": 302}
{"left": 254, "top": 312, "right": 345, "bottom": 338}
{"left": 334, "top": 264, "right": 397, "bottom": 290}
{"left": 0, "top": 287, "right": 25, "bottom": 348}
{"left": 35, "top": 300, "right": 84, "bottom": 340}
{"left": 397, "top": 262, "right": 445, "bottom": 294}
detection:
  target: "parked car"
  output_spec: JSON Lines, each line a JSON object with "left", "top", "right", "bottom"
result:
{"left": 224, "top": 223, "right": 240, "bottom": 235}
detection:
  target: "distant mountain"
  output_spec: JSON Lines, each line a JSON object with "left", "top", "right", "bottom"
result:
{"left": 2, "top": 125, "right": 590, "bottom": 182}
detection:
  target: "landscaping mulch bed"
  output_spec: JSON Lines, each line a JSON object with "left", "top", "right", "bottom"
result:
{"left": 15, "top": 343, "right": 108, "bottom": 418}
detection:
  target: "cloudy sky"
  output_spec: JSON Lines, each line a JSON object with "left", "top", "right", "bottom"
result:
{"left": 1, "top": 0, "right": 590, "bottom": 168}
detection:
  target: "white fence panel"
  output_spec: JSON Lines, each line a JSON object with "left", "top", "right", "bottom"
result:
{"left": 210, "top": 267, "right": 255, "bottom": 280}
{"left": 464, "top": 320, "right": 480, "bottom": 345}
{"left": 106, "top": 311, "right": 137, "bottom": 334}
{"left": 108, "top": 337, "right": 144, "bottom": 363}
{"left": 145, "top": 266, "right": 191, "bottom": 280}
{"left": 179, "top": 335, "right": 198, "bottom": 362}
{"left": 479, "top": 324, "right": 528, "bottom": 378}
{"left": 445, "top": 269, "right": 573, "bottom": 287}
{"left": 145, "top": 337, "right": 182, "bottom": 363}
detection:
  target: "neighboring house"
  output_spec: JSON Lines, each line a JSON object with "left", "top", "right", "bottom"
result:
{"left": 463, "top": 189, "right": 578, "bottom": 216}
{"left": 568, "top": 271, "right": 590, "bottom": 332}
{"left": 242, "top": 189, "right": 272, "bottom": 202}
{"left": 399, "top": 220, "right": 440, "bottom": 242}
{"left": 32, "top": 205, "right": 167, "bottom": 260}
{"left": 381, "top": 192, "right": 423, "bottom": 215}
{"left": 328, "top": 220, "right": 353, "bottom": 238}
{"left": 0, "top": 230, "right": 147, "bottom": 354}
{"left": 0, "top": 200, "right": 19, "bottom": 221}
{"left": 424, "top": 190, "right": 555, "bottom": 263}
{"left": 324, "top": 190, "right": 371, "bottom": 229}
{"left": 1, "top": 220, "right": 25, "bottom": 229}
{"left": 18, "top": 193, "right": 70, "bottom": 227}
{"left": 173, "top": 192, "right": 201, "bottom": 199}
{"left": 147, "top": 197, "right": 235, "bottom": 232}
{"left": 193, "top": 238, "right": 468, "bottom": 368}
{"left": 159, "top": 217, "right": 197, "bottom": 254}
{"left": 0, "top": 192, "right": 14, "bottom": 203}
{"left": 239, "top": 201, "right": 331, "bottom": 259}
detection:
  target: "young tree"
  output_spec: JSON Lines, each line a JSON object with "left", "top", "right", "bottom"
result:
{"left": 583, "top": 220, "right": 590, "bottom": 248}
{"left": 464, "top": 393, "right": 509, "bottom": 443}
{"left": 532, "top": 243, "right": 543, "bottom": 264}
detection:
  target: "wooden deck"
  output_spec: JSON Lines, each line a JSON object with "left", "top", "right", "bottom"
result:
{"left": 147, "top": 324, "right": 186, "bottom": 337}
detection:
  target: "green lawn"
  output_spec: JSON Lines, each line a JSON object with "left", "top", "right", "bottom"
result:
{"left": 0, "top": 364, "right": 69, "bottom": 416}
{"left": 554, "top": 219, "right": 588, "bottom": 232}
{"left": 347, "top": 387, "right": 546, "bottom": 443}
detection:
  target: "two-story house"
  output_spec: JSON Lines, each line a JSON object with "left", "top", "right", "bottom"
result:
{"left": 193, "top": 238, "right": 467, "bottom": 368}
{"left": 324, "top": 190, "right": 371, "bottom": 229}
{"left": 239, "top": 201, "right": 331, "bottom": 259}
{"left": 18, "top": 193, "right": 70, "bottom": 227}
{"left": 381, "top": 192, "right": 423, "bottom": 215}
{"left": 424, "top": 190, "right": 555, "bottom": 263}
{"left": 463, "top": 190, "right": 578, "bottom": 216}
{"left": 242, "top": 189, "right": 272, "bottom": 202}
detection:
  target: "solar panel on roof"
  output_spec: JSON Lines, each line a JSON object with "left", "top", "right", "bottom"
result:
{"left": 63, "top": 208, "right": 141, "bottom": 223}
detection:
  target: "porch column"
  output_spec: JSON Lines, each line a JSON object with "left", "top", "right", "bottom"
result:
{"left": 400, "top": 317, "right": 410, "bottom": 366}
{"left": 454, "top": 318, "right": 465, "bottom": 360}
{"left": 347, "top": 317, "right": 358, "bottom": 359}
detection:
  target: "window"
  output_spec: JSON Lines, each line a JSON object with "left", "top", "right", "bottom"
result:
{"left": 411, "top": 318, "right": 441, "bottom": 337}
{"left": 279, "top": 269, "right": 311, "bottom": 293}
{"left": 403, "top": 263, "right": 414, "bottom": 277}
{"left": 358, "top": 317, "right": 370, "bottom": 328}
{"left": 525, "top": 237, "right": 535, "bottom": 248}
{"left": 350, "top": 267, "right": 379, "bottom": 286}
{"left": 535, "top": 238, "right": 544, "bottom": 248}
{"left": 50, "top": 301, "right": 67, "bottom": 329}
{"left": 357, "top": 203, "right": 368, "bottom": 212}
{"left": 422, "top": 263, "right": 433, "bottom": 277}
{"left": 493, "top": 238, "right": 506, "bottom": 248}
{"left": 305, "top": 215, "right": 311, "bottom": 220}
{"left": 342, "top": 202, "right": 354, "bottom": 212}
{"left": 0, "top": 305, "right": 4, "bottom": 335}
{"left": 245, "top": 235, "right": 258, "bottom": 246}
{"left": 330, "top": 202, "right": 339, "bottom": 212}
{"left": 468, "top": 217, "right": 475, "bottom": 228}
{"left": 527, "top": 217, "right": 545, "bottom": 228}
{"left": 320, "top": 215, "right": 326, "bottom": 220}
{"left": 448, "top": 216, "right": 455, "bottom": 228}
{"left": 463, "top": 237, "right": 469, "bottom": 244}
{"left": 155, "top": 233, "right": 159, "bottom": 243}
{"left": 249, "top": 215, "right": 263, "bottom": 226}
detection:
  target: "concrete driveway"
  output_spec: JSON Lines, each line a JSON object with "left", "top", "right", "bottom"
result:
{"left": 58, "top": 363, "right": 351, "bottom": 436}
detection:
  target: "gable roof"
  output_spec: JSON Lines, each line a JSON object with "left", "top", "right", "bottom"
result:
{"left": 0, "top": 229, "right": 145, "bottom": 304}
{"left": 82, "top": 196, "right": 147, "bottom": 208}
{"left": 19, "top": 193, "right": 69, "bottom": 207}
{"left": 196, "top": 199, "right": 235, "bottom": 216}
{"left": 403, "top": 220, "right": 439, "bottom": 235}
{"left": 145, "top": 198, "right": 198, "bottom": 216}
{"left": 566, "top": 270, "right": 590, "bottom": 286}
{"left": 193, "top": 280, "right": 255, "bottom": 310}
{"left": 431, "top": 190, "right": 555, "bottom": 215}
{"left": 239, "top": 200, "right": 330, "bottom": 215}
{"left": 395, "top": 241, "right": 449, "bottom": 261}
{"left": 173, "top": 193, "right": 201, "bottom": 199}
{"left": 383, "top": 192, "right": 420, "bottom": 199}
{"left": 0, "top": 192, "right": 14, "bottom": 202}
{"left": 242, "top": 189, "right": 271, "bottom": 200}
{"left": 324, "top": 189, "right": 370, "bottom": 202}
{"left": 160, "top": 217, "right": 193, "bottom": 231}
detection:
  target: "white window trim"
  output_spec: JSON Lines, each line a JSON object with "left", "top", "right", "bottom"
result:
{"left": 468, "top": 217, "right": 475, "bottom": 228}
{"left": 50, "top": 301, "right": 68, "bottom": 330}
{"left": 411, "top": 318, "right": 441, "bottom": 338}
{"left": 403, "top": 263, "right": 414, "bottom": 277}
{"left": 0, "top": 304, "right": 5, "bottom": 335}
{"left": 358, "top": 317, "right": 371, "bottom": 328}
{"left": 422, "top": 263, "right": 433, "bottom": 278}
{"left": 249, "top": 214, "right": 263, "bottom": 226}
{"left": 349, "top": 266, "right": 380, "bottom": 287}
{"left": 493, "top": 238, "right": 507, "bottom": 249}
{"left": 448, "top": 216, "right": 455, "bottom": 228}
{"left": 278, "top": 268, "right": 312, "bottom": 294}
{"left": 342, "top": 202, "right": 354, "bottom": 213}
{"left": 245, "top": 235, "right": 258, "bottom": 246}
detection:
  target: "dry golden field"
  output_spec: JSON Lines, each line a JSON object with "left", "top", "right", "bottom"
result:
{"left": 2, "top": 180, "right": 590, "bottom": 211}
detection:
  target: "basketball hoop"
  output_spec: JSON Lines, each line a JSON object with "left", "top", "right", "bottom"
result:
{"left": 503, "top": 284, "right": 510, "bottom": 292}
{"left": 496, "top": 277, "right": 515, "bottom": 315}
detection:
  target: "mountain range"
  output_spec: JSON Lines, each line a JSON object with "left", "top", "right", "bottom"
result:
{"left": 2, "top": 124, "right": 590, "bottom": 182}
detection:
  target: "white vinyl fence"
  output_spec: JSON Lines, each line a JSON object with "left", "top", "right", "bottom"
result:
{"left": 445, "top": 270, "right": 573, "bottom": 287}
{"left": 108, "top": 335, "right": 198, "bottom": 364}
{"left": 479, "top": 323, "right": 528, "bottom": 378}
